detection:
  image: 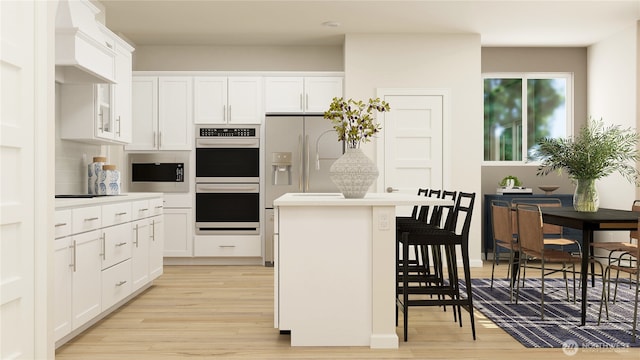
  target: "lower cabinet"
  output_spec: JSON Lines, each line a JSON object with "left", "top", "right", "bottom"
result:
{"left": 54, "top": 195, "right": 164, "bottom": 347}
{"left": 149, "top": 215, "right": 164, "bottom": 279}
{"left": 163, "top": 208, "right": 192, "bottom": 257}
{"left": 71, "top": 230, "right": 103, "bottom": 329}
{"left": 53, "top": 237, "right": 72, "bottom": 342}
{"left": 131, "top": 219, "right": 150, "bottom": 291}
{"left": 101, "top": 259, "right": 133, "bottom": 310}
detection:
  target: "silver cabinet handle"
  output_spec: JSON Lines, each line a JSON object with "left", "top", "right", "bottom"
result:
{"left": 299, "top": 93, "right": 303, "bottom": 111}
{"left": 133, "top": 224, "right": 139, "bottom": 247}
{"left": 386, "top": 187, "right": 399, "bottom": 193}
{"left": 151, "top": 220, "right": 156, "bottom": 241}
{"left": 105, "top": 41, "right": 113, "bottom": 49}
{"left": 55, "top": 222, "right": 67, "bottom": 227}
{"left": 84, "top": 217, "right": 99, "bottom": 222}
{"left": 153, "top": 131, "right": 157, "bottom": 148}
{"left": 70, "top": 241, "right": 77, "bottom": 272}
{"left": 159, "top": 131, "right": 163, "bottom": 148}
{"left": 98, "top": 112, "right": 104, "bottom": 131}
{"left": 228, "top": 105, "right": 231, "bottom": 121}
{"left": 154, "top": 205, "right": 163, "bottom": 209}
{"left": 115, "top": 280, "right": 127, "bottom": 287}
{"left": 218, "top": 245, "right": 236, "bottom": 248}
{"left": 100, "top": 233, "right": 106, "bottom": 260}
{"left": 116, "top": 116, "right": 121, "bottom": 137}
{"left": 115, "top": 242, "right": 127, "bottom": 247}
{"left": 305, "top": 93, "right": 309, "bottom": 111}
{"left": 115, "top": 212, "right": 127, "bottom": 216}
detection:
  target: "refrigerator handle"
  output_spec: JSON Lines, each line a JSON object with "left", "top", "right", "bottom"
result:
{"left": 298, "top": 135, "right": 303, "bottom": 191}
{"left": 305, "top": 134, "right": 310, "bottom": 191}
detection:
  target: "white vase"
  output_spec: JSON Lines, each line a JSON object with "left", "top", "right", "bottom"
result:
{"left": 329, "top": 147, "right": 379, "bottom": 199}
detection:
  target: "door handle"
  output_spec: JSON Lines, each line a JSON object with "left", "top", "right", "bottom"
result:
{"left": 298, "top": 135, "right": 303, "bottom": 191}
{"left": 305, "top": 134, "right": 310, "bottom": 191}
{"left": 386, "top": 187, "right": 399, "bottom": 193}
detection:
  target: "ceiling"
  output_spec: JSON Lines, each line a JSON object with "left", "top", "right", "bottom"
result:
{"left": 100, "top": 0, "right": 640, "bottom": 47}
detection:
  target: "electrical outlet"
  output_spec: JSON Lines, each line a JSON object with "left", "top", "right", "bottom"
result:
{"left": 378, "top": 212, "right": 389, "bottom": 230}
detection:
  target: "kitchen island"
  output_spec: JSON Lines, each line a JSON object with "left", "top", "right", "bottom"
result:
{"left": 273, "top": 192, "right": 453, "bottom": 348}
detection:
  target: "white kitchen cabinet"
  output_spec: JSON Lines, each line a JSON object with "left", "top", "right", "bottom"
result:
{"left": 101, "top": 258, "right": 132, "bottom": 311}
{"left": 59, "top": 27, "right": 134, "bottom": 145}
{"left": 194, "top": 76, "right": 263, "bottom": 124}
{"left": 126, "top": 76, "right": 192, "bottom": 150}
{"left": 55, "top": 194, "right": 164, "bottom": 347}
{"left": 53, "top": 237, "right": 72, "bottom": 342}
{"left": 131, "top": 219, "right": 150, "bottom": 291}
{"left": 149, "top": 214, "right": 165, "bottom": 279}
{"left": 163, "top": 208, "right": 193, "bottom": 257}
{"left": 111, "top": 33, "right": 134, "bottom": 144}
{"left": 264, "top": 76, "right": 343, "bottom": 113}
{"left": 71, "top": 229, "right": 103, "bottom": 330}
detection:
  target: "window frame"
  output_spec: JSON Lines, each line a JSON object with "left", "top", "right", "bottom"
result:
{"left": 482, "top": 72, "right": 574, "bottom": 166}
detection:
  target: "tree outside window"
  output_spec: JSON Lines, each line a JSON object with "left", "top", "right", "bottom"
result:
{"left": 484, "top": 73, "right": 572, "bottom": 163}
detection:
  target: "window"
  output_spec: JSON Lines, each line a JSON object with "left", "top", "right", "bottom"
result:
{"left": 483, "top": 73, "right": 572, "bottom": 163}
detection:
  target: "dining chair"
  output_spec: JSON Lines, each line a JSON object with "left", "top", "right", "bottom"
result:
{"left": 489, "top": 200, "right": 519, "bottom": 301}
{"left": 397, "top": 191, "right": 476, "bottom": 341}
{"left": 598, "top": 217, "right": 639, "bottom": 343}
{"left": 592, "top": 200, "right": 639, "bottom": 266}
{"left": 514, "top": 203, "right": 604, "bottom": 320}
{"left": 511, "top": 198, "right": 582, "bottom": 256}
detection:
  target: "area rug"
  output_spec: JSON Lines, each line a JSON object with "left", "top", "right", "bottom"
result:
{"left": 461, "top": 278, "right": 639, "bottom": 349}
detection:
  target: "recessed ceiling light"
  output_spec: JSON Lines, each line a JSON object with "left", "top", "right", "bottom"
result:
{"left": 321, "top": 21, "right": 340, "bottom": 28}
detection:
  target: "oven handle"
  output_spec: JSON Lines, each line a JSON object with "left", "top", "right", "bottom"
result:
{"left": 196, "top": 183, "right": 259, "bottom": 193}
{"left": 195, "top": 138, "right": 259, "bottom": 148}
{"left": 305, "top": 134, "right": 310, "bottom": 192}
{"left": 298, "top": 135, "right": 303, "bottom": 191}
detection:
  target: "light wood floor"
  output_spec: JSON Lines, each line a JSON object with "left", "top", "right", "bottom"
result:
{"left": 56, "top": 262, "right": 639, "bottom": 359}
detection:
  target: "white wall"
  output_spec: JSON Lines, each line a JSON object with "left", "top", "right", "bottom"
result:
{"left": 344, "top": 33, "right": 483, "bottom": 265}
{"left": 587, "top": 22, "right": 639, "bottom": 242}
{"left": 133, "top": 45, "right": 343, "bottom": 71}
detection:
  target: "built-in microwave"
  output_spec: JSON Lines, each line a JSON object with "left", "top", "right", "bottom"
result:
{"left": 128, "top": 152, "right": 189, "bottom": 193}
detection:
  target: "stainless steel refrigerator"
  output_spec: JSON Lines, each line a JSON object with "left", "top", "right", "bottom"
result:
{"left": 264, "top": 114, "right": 343, "bottom": 265}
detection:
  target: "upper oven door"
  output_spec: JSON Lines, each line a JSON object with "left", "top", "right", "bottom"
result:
{"left": 195, "top": 138, "right": 260, "bottom": 183}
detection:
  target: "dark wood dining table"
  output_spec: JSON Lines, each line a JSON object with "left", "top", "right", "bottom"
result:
{"left": 539, "top": 207, "right": 640, "bottom": 326}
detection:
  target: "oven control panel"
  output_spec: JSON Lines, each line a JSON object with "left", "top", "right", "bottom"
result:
{"left": 198, "top": 127, "right": 256, "bottom": 137}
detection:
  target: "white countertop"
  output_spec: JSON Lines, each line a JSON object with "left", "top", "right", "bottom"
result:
{"left": 55, "top": 192, "right": 164, "bottom": 209}
{"left": 273, "top": 192, "right": 454, "bottom": 207}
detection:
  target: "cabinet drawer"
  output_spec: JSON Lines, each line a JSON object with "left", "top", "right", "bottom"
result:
{"left": 149, "top": 197, "right": 164, "bottom": 216}
{"left": 55, "top": 210, "right": 72, "bottom": 238}
{"left": 194, "top": 235, "right": 261, "bottom": 257}
{"left": 101, "top": 259, "right": 132, "bottom": 311}
{"left": 72, "top": 206, "right": 102, "bottom": 234}
{"left": 102, "top": 223, "right": 132, "bottom": 270}
{"left": 102, "top": 202, "right": 132, "bottom": 226}
{"left": 131, "top": 200, "right": 151, "bottom": 220}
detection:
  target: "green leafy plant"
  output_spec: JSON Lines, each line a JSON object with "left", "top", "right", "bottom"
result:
{"left": 323, "top": 97, "right": 390, "bottom": 149}
{"left": 532, "top": 117, "right": 640, "bottom": 185}
{"left": 499, "top": 175, "right": 522, "bottom": 187}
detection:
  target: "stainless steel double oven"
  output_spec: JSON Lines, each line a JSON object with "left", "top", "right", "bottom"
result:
{"left": 194, "top": 125, "right": 260, "bottom": 235}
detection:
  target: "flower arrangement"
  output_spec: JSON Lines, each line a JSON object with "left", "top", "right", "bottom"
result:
{"left": 323, "top": 97, "right": 390, "bottom": 149}
{"left": 499, "top": 175, "right": 522, "bottom": 187}
{"left": 533, "top": 117, "right": 640, "bottom": 184}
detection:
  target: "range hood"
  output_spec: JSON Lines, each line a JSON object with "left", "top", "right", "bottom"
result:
{"left": 55, "top": 0, "right": 115, "bottom": 84}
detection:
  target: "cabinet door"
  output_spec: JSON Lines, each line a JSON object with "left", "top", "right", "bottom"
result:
{"left": 163, "top": 208, "right": 193, "bottom": 257}
{"left": 131, "top": 220, "right": 150, "bottom": 291}
{"left": 54, "top": 237, "right": 73, "bottom": 341}
{"left": 72, "top": 230, "right": 102, "bottom": 329}
{"left": 113, "top": 42, "right": 133, "bottom": 143}
{"left": 126, "top": 77, "right": 158, "bottom": 150}
{"left": 304, "top": 77, "right": 343, "bottom": 113}
{"left": 158, "top": 77, "right": 193, "bottom": 150}
{"left": 95, "top": 83, "right": 114, "bottom": 140}
{"left": 149, "top": 215, "right": 164, "bottom": 279}
{"left": 194, "top": 76, "right": 227, "bottom": 124}
{"left": 264, "top": 77, "right": 304, "bottom": 113}
{"left": 228, "top": 77, "right": 263, "bottom": 124}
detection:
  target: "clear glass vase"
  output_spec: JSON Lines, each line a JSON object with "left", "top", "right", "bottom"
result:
{"left": 573, "top": 178, "right": 599, "bottom": 212}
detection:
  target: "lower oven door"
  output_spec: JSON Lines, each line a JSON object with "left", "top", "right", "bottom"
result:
{"left": 195, "top": 183, "right": 260, "bottom": 235}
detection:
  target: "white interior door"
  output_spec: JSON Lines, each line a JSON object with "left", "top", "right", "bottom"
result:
{"left": 377, "top": 89, "right": 446, "bottom": 216}
{"left": 1, "top": 1, "right": 36, "bottom": 357}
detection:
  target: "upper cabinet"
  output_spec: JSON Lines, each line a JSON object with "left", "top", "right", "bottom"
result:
{"left": 264, "top": 76, "right": 343, "bottom": 113}
{"left": 125, "top": 76, "right": 193, "bottom": 151}
{"left": 59, "top": 25, "right": 134, "bottom": 145}
{"left": 194, "top": 76, "right": 263, "bottom": 124}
